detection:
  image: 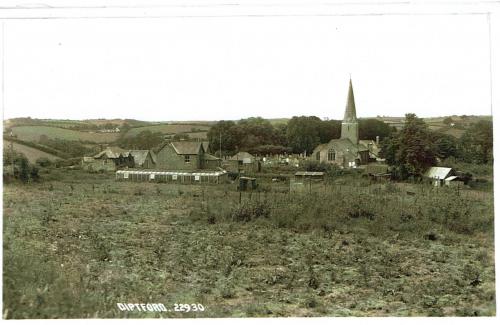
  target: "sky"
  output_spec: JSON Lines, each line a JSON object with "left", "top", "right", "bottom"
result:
{"left": 0, "top": 8, "right": 493, "bottom": 121}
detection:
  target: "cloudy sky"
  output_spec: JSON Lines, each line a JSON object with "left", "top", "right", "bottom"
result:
{"left": 0, "top": 3, "right": 493, "bottom": 121}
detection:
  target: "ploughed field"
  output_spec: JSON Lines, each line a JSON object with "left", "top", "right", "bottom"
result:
{"left": 2, "top": 170, "right": 495, "bottom": 318}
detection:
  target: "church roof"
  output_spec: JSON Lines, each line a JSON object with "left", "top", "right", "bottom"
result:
{"left": 343, "top": 78, "right": 357, "bottom": 123}
{"left": 312, "top": 138, "right": 368, "bottom": 156}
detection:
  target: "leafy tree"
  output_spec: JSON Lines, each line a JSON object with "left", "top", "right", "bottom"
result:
{"left": 458, "top": 120, "right": 493, "bottom": 164}
{"left": 3, "top": 150, "right": 38, "bottom": 183}
{"left": 443, "top": 117, "right": 453, "bottom": 125}
{"left": 286, "top": 116, "right": 323, "bottom": 154}
{"left": 172, "top": 133, "right": 191, "bottom": 141}
{"left": 359, "top": 119, "right": 392, "bottom": 141}
{"left": 318, "top": 120, "right": 341, "bottom": 143}
{"left": 380, "top": 113, "right": 437, "bottom": 178}
{"left": 429, "top": 132, "right": 458, "bottom": 159}
{"left": 207, "top": 120, "right": 243, "bottom": 155}
{"left": 117, "top": 130, "right": 164, "bottom": 150}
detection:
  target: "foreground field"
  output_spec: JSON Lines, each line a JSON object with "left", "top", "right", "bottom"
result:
{"left": 2, "top": 170, "right": 495, "bottom": 318}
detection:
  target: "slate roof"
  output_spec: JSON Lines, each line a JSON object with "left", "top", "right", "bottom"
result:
{"left": 230, "top": 152, "right": 255, "bottom": 161}
{"left": 201, "top": 141, "right": 210, "bottom": 152}
{"left": 359, "top": 140, "right": 380, "bottom": 156}
{"left": 326, "top": 138, "right": 366, "bottom": 154}
{"left": 129, "top": 150, "right": 153, "bottom": 166}
{"left": 204, "top": 153, "right": 221, "bottom": 161}
{"left": 424, "top": 167, "right": 454, "bottom": 180}
{"left": 94, "top": 147, "right": 130, "bottom": 159}
{"left": 169, "top": 142, "right": 204, "bottom": 155}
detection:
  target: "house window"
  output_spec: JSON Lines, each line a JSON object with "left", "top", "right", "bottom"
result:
{"left": 316, "top": 152, "right": 320, "bottom": 161}
{"left": 184, "top": 155, "right": 190, "bottom": 163}
{"left": 328, "top": 149, "right": 336, "bottom": 161}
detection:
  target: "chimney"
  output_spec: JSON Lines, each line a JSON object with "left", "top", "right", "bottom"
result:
{"left": 376, "top": 136, "right": 380, "bottom": 145}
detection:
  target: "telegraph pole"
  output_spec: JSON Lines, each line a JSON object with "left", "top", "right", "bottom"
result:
{"left": 219, "top": 130, "right": 222, "bottom": 160}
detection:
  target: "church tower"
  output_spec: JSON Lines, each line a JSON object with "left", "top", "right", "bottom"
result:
{"left": 340, "top": 78, "right": 359, "bottom": 144}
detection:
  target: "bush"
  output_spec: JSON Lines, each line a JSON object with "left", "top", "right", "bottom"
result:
{"left": 229, "top": 201, "right": 271, "bottom": 222}
{"left": 35, "top": 157, "right": 52, "bottom": 167}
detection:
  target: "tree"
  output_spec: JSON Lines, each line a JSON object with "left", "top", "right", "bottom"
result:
{"left": 380, "top": 113, "right": 437, "bottom": 178}
{"left": 318, "top": 120, "right": 341, "bottom": 143}
{"left": 207, "top": 120, "right": 242, "bottom": 155}
{"left": 442, "top": 117, "right": 453, "bottom": 125}
{"left": 359, "top": 119, "right": 392, "bottom": 141}
{"left": 458, "top": 120, "right": 493, "bottom": 164}
{"left": 117, "top": 130, "right": 164, "bottom": 150}
{"left": 286, "top": 116, "right": 323, "bottom": 154}
{"left": 434, "top": 133, "right": 458, "bottom": 159}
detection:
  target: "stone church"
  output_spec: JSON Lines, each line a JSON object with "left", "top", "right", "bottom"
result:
{"left": 311, "top": 79, "right": 375, "bottom": 168}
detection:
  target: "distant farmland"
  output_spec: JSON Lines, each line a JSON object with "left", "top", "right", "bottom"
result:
{"left": 124, "top": 124, "right": 210, "bottom": 138}
{"left": 3, "top": 140, "right": 61, "bottom": 163}
{"left": 11, "top": 126, "right": 119, "bottom": 143}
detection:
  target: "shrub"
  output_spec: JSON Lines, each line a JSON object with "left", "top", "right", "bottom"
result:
{"left": 229, "top": 201, "right": 271, "bottom": 222}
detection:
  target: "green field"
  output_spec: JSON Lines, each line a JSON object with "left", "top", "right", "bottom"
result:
{"left": 3, "top": 141, "right": 62, "bottom": 163}
{"left": 2, "top": 169, "right": 495, "bottom": 318}
{"left": 10, "top": 126, "right": 119, "bottom": 143}
{"left": 123, "top": 124, "right": 211, "bottom": 138}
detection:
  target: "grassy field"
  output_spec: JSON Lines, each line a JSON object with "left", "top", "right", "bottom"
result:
{"left": 2, "top": 169, "right": 495, "bottom": 318}
{"left": 3, "top": 141, "right": 62, "bottom": 163}
{"left": 10, "top": 126, "right": 119, "bottom": 143}
{"left": 124, "top": 124, "right": 210, "bottom": 138}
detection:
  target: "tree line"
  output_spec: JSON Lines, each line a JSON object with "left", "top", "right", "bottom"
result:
{"left": 207, "top": 116, "right": 393, "bottom": 156}
{"left": 380, "top": 114, "right": 492, "bottom": 179}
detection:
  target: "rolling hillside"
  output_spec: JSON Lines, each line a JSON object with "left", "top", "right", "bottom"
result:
{"left": 3, "top": 140, "right": 62, "bottom": 163}
{"left": 10, "top": 126, "right": 119, "bottom": 143}
{"left": 123, "top": 124, "right": 210, "bottom": 138}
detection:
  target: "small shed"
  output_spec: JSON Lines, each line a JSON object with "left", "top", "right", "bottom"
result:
{"left": 424, "top": 167, "right": 455, "bottom": 186}
{"left": 445, "top": 176, "right": 464, "bottom": 188}
{"left": 238, "top": 176, "right": 257, "bottom": 191}
{"left": 294, "top": 171, "right": 325, "bottom": 182}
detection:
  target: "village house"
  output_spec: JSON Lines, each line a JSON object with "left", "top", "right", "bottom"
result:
{"left": 311, "top": 79, "right": 374, "bottom": 168}
{"left": 223, "top": 151, "right": 261, "bottom": 173}
{"left": 129, "top": 150, "right": 156, "bottom": 169}
{"left": 203, "top": 153, "right": 222, "bottom": 169}
{"left": 82, "top": 146, "right": 134, "bottom": 171}
{"left": 155, "top": 141, "right": 206, "bottom": 170}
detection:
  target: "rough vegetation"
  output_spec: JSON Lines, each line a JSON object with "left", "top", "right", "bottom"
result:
{"left": 3, "top": 170, "right": 495, "bottom": 318}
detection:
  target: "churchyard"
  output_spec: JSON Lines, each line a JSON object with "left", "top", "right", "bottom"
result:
{"left": 2, "top": 167, "right": 495, "bottom": 318}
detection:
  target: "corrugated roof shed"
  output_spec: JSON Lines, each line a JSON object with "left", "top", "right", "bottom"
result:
{"left": 424, "top": 167, "right": 453, "bottom": 180}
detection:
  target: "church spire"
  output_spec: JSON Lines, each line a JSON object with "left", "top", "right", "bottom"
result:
{"left": 343, "top": 78, "right": 357, "bottom": 123}
{"left": 340, "top": 78, "right": 359, "bottom": 144}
